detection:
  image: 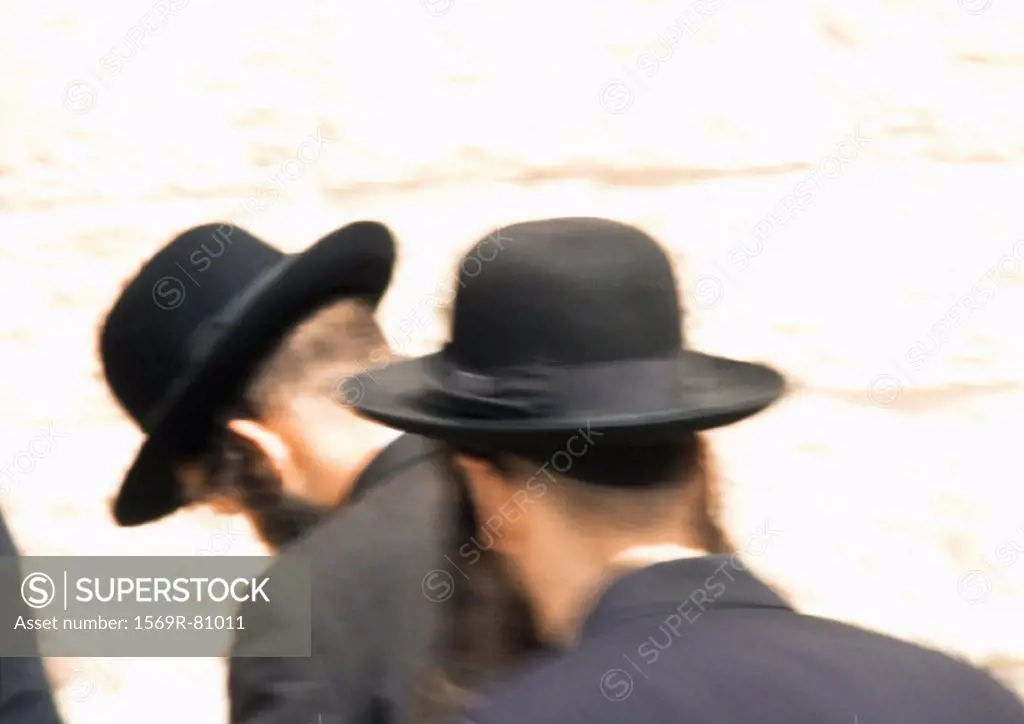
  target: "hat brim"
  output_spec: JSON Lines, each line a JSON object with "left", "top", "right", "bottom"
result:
{"left": 113, "top": 221, "right": 396, "bottom": 527}
{"left": 350, "top": 350, "right": 785, "bottom": 448}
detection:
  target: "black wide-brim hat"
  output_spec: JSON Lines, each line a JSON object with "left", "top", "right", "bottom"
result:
{"left": 101, "top": 221, "right": 396, "bottom": 526}
{"left": 348, "top": 218, "right": 784, "bottom": 449}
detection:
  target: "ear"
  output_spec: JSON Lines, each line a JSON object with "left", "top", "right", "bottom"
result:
{"left": 455, "top": 454, "right": 523, "bottom": 554}
{"left": 226, "top": 418, "right": 293, "bottom": 483}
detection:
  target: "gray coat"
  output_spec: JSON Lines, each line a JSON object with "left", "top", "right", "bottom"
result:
{"left": 229, "top": 434, "right": 449, "bottom": 724}
{"left": 0, "top": 510, "right": 64, "bottom": 724}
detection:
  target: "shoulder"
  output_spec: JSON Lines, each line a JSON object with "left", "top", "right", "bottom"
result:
{"left": 232, "top": 438, "right": 451, "bottom": 655}
{"left": 255, "top": 438, "right": 450, "bottom": 617}
{"left": 298, "top": 447, "right": 448, "bottom": 573}
{"left": 460, "top": 651, "right": 610, "bottom": 724}
{"left": 723, "top": 612, "right": 1024, "bottom": 717}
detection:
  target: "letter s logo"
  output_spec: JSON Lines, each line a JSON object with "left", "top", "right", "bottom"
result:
{"left": 151, "top": 277, "right": 185, "bottom": 310}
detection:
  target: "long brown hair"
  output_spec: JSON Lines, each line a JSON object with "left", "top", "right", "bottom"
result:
{"left": 413, "top": 433, "right": 732, "bottom": 721}
{"left": 413, "top": 458, "right": 543, "bottom": 721}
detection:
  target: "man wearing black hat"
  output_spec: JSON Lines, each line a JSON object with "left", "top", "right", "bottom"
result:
{"left": 350, "top": 217, "right": 1024, "bottom": 724}
{"left": 99, "top": 222, "right": 454, "bottom": 724}
{"left": 0, "top": 510, "right": 64, "bottom": 723}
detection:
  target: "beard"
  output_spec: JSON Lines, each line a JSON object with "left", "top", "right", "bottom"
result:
{"left": 244, "top": 489, "right": 329, "bottom": 550}
{"left": 194, "top": 418, "right": 335, "bottom": 550}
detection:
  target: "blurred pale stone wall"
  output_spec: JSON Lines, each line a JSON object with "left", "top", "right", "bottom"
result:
{"left": 1, "top": 0, "right": 1023, "bottom": 721}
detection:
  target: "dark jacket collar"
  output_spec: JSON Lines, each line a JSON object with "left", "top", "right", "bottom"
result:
{"left": 348, "top": 433, "right": 442, "bottom": 502}
{"left": 581, "top": 555, "right": 792, "bottom": 639}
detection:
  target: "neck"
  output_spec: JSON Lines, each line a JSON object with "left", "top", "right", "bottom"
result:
{"left": 327, "top": 424, "right": 402, "bottom": 504}
{"left": 529, "top": 536, "right": 708, "bottom": 648}
{"left": 283, "top": 405, "right": 403, "bottom": 508}
{"left": 609, "top": 542, "right": 708, "bottom": 566}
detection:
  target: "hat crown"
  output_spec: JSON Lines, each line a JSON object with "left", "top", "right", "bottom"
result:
{"left": 99, "top": 224, "right": 283, "bottom": 429}
{"left": 447, "top": 218, "right": 684, "bottom": 371}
